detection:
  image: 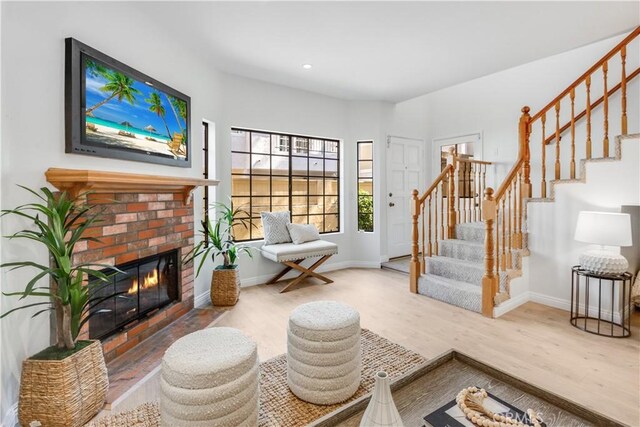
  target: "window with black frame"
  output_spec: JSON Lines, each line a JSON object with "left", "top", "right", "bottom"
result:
{"left": 357, "top": 141, "right": 373, "bottom": 232}
{"left": 231, "top": 129, "right": 340, "bottom": 241}
{"left": 202, "top": 121, "right": 210, "bottom": 246}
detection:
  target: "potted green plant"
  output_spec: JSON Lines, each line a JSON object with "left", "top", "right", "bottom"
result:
{"left": 1, "top": 186, "right": 116, "bottom": 427}
{"left": 185, "top": 201, "right": 253, "bottom": 306}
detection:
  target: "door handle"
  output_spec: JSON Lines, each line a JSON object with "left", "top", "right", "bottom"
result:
{"left": 389, "top": 202, "right": 395, "bottom": 207}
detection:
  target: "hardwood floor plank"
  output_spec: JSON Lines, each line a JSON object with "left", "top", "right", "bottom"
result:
{"left": 114, "top": 267, "right": 640, "bottom": 426}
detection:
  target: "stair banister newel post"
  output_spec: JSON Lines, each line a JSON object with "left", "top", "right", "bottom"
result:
{"left": 447, "top": 148, "right": 457, "bottom": 238}
{"left": 481, "top": 187, "right": 498, "bottom": 318}
{"left": 519, "top": 106, "right": 532, "bottom": 198}
{"left": 410, "top": 189, "right": 420, "bottom": 293}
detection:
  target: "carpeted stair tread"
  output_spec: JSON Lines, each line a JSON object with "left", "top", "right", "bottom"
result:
{"left": 425, "top": 256, "right": 507, "bottom": 291}
{"left": 418, "top": 274, "right": 481, "bottom": 313}
{"left": 440, "top": 239, "right": 523, "bottom": 268}
{"left": 439, "top": 239, "right": 484, "bottom": 263}
{"left": 455, "top": 222, "right": 486, "bottom": 242}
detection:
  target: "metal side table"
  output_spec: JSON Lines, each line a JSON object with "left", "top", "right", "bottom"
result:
{"left": 571, "top": 266, "right": 632, "bottom": 337}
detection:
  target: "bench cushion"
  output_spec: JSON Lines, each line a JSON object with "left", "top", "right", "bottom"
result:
{"left": 261, "top": 240, "right": 338, "bottom": 262}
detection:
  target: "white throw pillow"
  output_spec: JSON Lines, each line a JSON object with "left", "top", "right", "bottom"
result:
{"left": 287, "top": 223, "right": 321, "bottom": 245}
{"left": 261, "top": 211, "right": 292, "bottom": 245}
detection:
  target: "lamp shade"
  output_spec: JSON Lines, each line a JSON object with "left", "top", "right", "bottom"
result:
{"left": 574, "top": 211, "right": 632, "bottom": 247}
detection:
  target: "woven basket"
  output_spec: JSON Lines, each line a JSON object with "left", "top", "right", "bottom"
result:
{"left": 19, "top": 340, "right": 108, "bottom": 427}
{"left": 211, "top": 266, "right": 240, "bottom": 306}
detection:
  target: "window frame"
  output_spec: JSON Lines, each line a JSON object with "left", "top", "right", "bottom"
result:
{"left": 231, "top": 128, "right": 341, "bottom": 242}
{"left": 202, "top": 121, "right": 210, "bottom": 246}
{"left": 357, "top": 140, "right": 374, "bottom": 232}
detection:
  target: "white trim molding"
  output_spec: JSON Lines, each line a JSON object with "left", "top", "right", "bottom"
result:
{"left": 494, "top": 291, "right": 624, "bottom": 324}
{"left": 240, "top": 260, "right": 381, "bottom": 287}
{"left": 494, "top": 291, "right": 530, "bottom": 318}
{"left": 194, "top": 261, "right": 382, "bottom": 306}
{"left": 194, "top": 290, "right": 211, "bottom": 308}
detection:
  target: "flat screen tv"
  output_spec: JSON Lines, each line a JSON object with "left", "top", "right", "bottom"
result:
{"left": 65, "top": 38, "right": 191, "bottom": 167}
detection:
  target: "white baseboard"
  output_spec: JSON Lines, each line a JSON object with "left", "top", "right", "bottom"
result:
{"left": 529, "top": 291, "right": 623, "bottom": 323}
{"left": 2, "top": 403, "right": 17, "bottom": 427}
{"left": 494, "top": 291, "right": 530, "bottom": 317}
{"left": 494, "top": 290, "right": 624, "bottom": 323}
{"left": 529, "top": 291, "right": 570, "bottom": 311}
{"left": 193, "top": 261, "right": 381, "bottom": 306}
{"left": 194, "top": 290, "right": 210, "bottom": 308}
{"left": 239, "top": 260, "right": 381, "bottom": 287}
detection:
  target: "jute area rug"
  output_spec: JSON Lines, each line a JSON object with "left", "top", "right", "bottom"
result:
{"left": 86, "top": 329, "right": 427, "bottom": 427}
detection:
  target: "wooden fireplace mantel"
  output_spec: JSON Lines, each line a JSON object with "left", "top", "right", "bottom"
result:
{"left": 45, "top": 168, "right": 219, "bottom": 205}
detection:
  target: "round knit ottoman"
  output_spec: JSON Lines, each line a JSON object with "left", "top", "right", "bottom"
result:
{"left": 287, "top": 300, "right": 361, "bottom": 405}
{"left": 160, "top": 327, "right": 259, "bottom": 427}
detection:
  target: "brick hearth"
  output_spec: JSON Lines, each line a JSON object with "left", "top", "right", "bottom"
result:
{"left": 75, "top": 191, "right": 195, "bottom": 362}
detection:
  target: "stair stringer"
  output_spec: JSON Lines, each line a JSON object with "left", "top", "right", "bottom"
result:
{"left": 505, "top": 134, "right": 639, "bottom": 314}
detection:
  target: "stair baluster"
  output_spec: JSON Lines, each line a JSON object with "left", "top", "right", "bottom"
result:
{"left": 586, "top": 75, "right": 592, "bottom": 159}
{"left": 541, "top": 112, "right": 547, "bottom": 198}
{"left": 603, "top": 61, "right": 609, "bottom": 157}
{"left": 501, "top": 198, "right": 506, "bottom": 271}
{"left": 440, "top": 181, "right": 445, "bottom": 242}
{"left": 410, "top": 189, "right": 419, "bottom": 293}
{"left": 517, "top": 170, "right": 523, "bottom": 249}
{"left": 508, "top": 182, "right": 514, "bottom": 267}
{"left": 447, "top": 153, "right": 456, "bottom": 238}
{"left": 421, "top": 200, "right": 426, "bottom": 274}
{"left": 570, "top": 88, "right": 576, "bottom": 179}
{"left": 434, "top": 187, "right": 439, "bottom": 255}
{"left": 555, "top": 101, "right": 561, "bottom": 180}
{"left": 621, "top": 46, "right": 627, "bottom": 134}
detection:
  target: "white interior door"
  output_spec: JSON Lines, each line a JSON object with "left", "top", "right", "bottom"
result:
{"left": 386, "top": 136, "right": 424, "bottom": 258}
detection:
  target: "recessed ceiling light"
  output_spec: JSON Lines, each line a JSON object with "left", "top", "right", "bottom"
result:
{"left": 302, "top": 64, "right": 313, "bottom": 70}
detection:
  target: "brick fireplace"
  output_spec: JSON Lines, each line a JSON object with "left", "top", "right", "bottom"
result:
{"left": 45, "top": 168, "right": 217, "bottom": 363}
{"left": 75, "top": 192, "right": 194, "bottom": 361}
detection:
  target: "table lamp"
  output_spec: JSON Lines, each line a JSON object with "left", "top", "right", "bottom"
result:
{"left": 574, "top": 211, "right": 632, "bottom": 275}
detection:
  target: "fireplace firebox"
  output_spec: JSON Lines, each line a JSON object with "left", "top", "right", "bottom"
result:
{"left": 89, "top": 249, "right": 179, "bottom": 340}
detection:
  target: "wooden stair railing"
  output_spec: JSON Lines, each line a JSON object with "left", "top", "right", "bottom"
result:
{"left": 480, "top": 26, "right": 640, "bottom": 317}
{"left": 544, "top": 66, "right": 640, "bottom": 146}
{"left": 410, "top": 148, "right": 492, "bottom": 293}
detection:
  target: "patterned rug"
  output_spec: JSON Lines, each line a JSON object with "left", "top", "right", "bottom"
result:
{"left": 86, "top": 329, "right": 427, "bottom": 427}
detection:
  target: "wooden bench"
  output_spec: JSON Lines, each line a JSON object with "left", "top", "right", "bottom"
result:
{"left": 261, "top": 240, "right": 338, "bottom": 293}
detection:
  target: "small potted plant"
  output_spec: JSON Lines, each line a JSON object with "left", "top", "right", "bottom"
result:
{"left": 185, "top": 201, "right": 253, "bottom": 306}
{"left": 1, "top": 186, "right": 116, "bottom": 427}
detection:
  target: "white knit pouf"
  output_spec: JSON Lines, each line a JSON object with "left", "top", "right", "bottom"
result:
{"left": 160, "top": 327, "right": 259, "bottom": 427}
{"left": 287, "top": 301, "right": 361, "bottom": 405}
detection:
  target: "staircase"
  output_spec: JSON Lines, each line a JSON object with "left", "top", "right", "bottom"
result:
{"left": 418, "top": 222, "right": 514, "bottom": 313}
{"left": 408, "top": 26, "right": 640, "bottom": 317}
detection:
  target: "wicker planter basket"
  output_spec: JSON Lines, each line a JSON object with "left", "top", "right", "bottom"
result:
{"left": 19, "top": 340, "right": 108, "bottom": 427}
{"left": 211, "top": 266, "right": 240, "bottom": 306}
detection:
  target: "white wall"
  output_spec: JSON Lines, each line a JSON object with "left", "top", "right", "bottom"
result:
{"left": 527, "top": 137, "right": 640, "bottom": 312}
{"left": 0, "top": 2, "right": 392, "bottom": 421}
{"left": 0, "top": 2, "right": 223, "bottom": 421}
{"left": 213, "top": 73, "right": 394, "bottom": 286}
{"left": 393, "top": 32, "right": 640, "bottom": 188}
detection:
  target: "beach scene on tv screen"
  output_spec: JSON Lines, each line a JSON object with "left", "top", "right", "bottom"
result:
{"left": 84, "top": 57, "right": 187, "bottom": 160}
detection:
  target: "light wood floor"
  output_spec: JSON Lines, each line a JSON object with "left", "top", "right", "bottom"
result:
{"left": 116, "top": 268, "right": 640, "bottom": 425}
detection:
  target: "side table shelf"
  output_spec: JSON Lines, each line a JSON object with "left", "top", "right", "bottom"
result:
{"left": 570, "top": 265, "right": 633, "bottom": 338}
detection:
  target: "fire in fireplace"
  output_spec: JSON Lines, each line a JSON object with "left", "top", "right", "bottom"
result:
{"left": 89, "top": 249, "right": 179, "bottom": 340}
